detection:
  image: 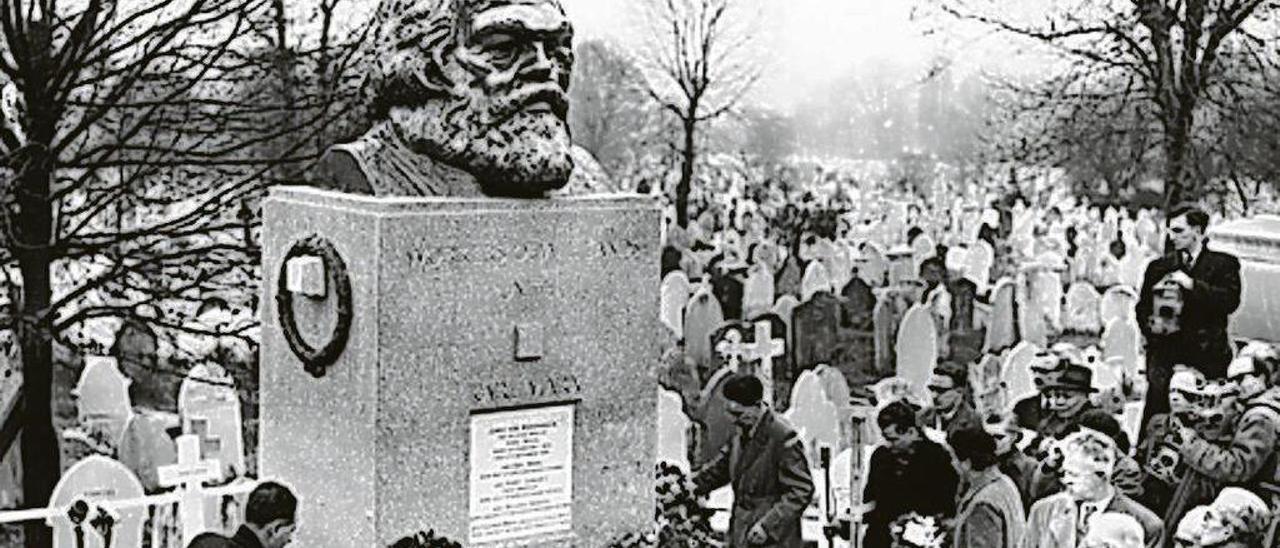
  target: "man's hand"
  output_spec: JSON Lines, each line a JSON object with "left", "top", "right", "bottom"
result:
{"left": 748, "top": 522, "right": 769, "bottom": 545}
{"left": 1166, "top": 270, "right": 1193, "bottom": 290}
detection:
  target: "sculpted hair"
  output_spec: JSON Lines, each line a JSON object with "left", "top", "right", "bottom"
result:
{"left": 366, "top": 0, "right": 459, "bottom": 119}
{"left": 245, "top": 481, "right": 298, "bottom": 527}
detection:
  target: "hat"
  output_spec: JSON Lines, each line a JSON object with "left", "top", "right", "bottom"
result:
{"left": 1169, "top": 369, "right": 1205, "bottom": 394}
{"left": 1042, "top": 363, "right": 1096, "bottom": 393}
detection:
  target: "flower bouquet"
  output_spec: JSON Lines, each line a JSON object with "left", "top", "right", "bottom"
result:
{"left": 889, "top": 513, "right": 947, "bottom": 548}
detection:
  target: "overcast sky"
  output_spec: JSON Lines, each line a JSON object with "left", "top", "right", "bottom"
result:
{"left": 557, "top": 0, "right": 1043, "bottom": 113}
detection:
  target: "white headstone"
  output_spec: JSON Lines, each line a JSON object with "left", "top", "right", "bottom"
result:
{"left": 1002, "top": 341, "right": 1041, "bottom": 403}
{"left": 178, "top": 362, "right": 245, "bottom": 480}
{"left": 1102, "top": 317, "right": 1144, "bottom": 380}
{"left": 657, "top": 388, "right": 691, "bottom": 472}
{"left": 72, "top": 356, "right": 134, "bottom": 450}
{"left": 783, "top": 370, "right": 841, "bottom": 465}
{"left": 911, "top": 234, "right": 937, "bottom": 269}
{"left": 945, "top": 246, "right": 970, "bottom": 274}
{"left": 858, "top": 242, "right": 888, "bottom": 287}
{"left": 1100, "top": 285, "right": 1139, "bottom": 327}
{"left": 984, "top": 277, "right": 1018, "bottom": 353}
{"left": 684, "top": 288, "right": 725, "bottom": 365}
{"left": 896, "top": 304, "right": 938, "bottom": 396}
{"left": 1063, "top": 283, "right": 1103, "bottom": 333}
{"left": 1119, "top": 252, "right": 1152, "bottom": 290}
{"left": 48, "top": 456, "right": 146, "bottom": 548}
{"left": 801, "top": 261, "right": 833, "bottom": 302}
{"left": 741, "top": 264, "right": 776, "bottom": 321}
{"left": 660, "top": 271, "right": 691, "bottom": 334}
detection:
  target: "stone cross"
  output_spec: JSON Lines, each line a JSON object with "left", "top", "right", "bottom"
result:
{"left": 713, "top": 321, "right": 785, "bottom": 405}
{"left": 158, "top": 435, "right": 221, "bottom": 548}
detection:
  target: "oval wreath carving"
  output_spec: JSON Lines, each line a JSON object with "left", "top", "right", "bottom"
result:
{"left": 275, "top": 234, "right": 353, "bottom": 378}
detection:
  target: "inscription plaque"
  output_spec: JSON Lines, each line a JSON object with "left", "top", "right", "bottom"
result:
{"left": 469, "top": 403, "right": 575, "bottom": 546}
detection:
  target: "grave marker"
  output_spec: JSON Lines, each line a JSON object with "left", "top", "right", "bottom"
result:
{"left": 48, "top": 456, "right": 146, "bottom": 548}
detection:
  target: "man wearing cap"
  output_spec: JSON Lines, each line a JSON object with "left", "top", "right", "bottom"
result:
{"left": 1021, "top": 430, "right": 1163, "bottom": 548}
{"left": 987, "top": 413, "right": 1039, "bottom": 509}
{"left": 922, "top": 361, "right": 983, "bottom": 438}
{"left": 1027, "top": 362, "right": 1099, "bottom": 460}
{"left": 1136, "top": 204, "right": 1242, "bottom": 431}
{"left": 1013, "top": 352, "right": 1064, "bottom": 434}
{"left": 693, "top": 374, "right": 814, "bottom": 547}
{"left": 1172, "top": 349, "right": 1280, "bottom": 545}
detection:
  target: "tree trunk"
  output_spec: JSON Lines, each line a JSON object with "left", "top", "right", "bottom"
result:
{"left": 15, "top": 146, "right": 57, "bottom": 548}
{"left": 675, "top": 118, "right": 696, "bottom": 228}
{"left": 1163, "top": 109, "right": 1195, "bottom": 212}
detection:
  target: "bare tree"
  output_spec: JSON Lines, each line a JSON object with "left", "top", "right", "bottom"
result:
{"left": 639, "top": 0, "right": 762, "bottom": 227}
{"left": 0, "top": 1, "right": 367, "bottom": 543}
{"left": 926, "top": 0, "right": 1280, "bottom": 211}
{"left": 568, "top": 38, "right": 661, "bottom": 181}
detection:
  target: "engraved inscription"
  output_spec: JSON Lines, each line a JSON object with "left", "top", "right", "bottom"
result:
{"left": 472, "top": 373, "right": 583, "bottom": 407}
{"left": 403, "top": 237, "right": 647, "bottom": 270}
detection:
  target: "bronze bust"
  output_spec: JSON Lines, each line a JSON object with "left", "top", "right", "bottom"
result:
{"left": 317, "top": 0, "right": 580, "bottom": 198}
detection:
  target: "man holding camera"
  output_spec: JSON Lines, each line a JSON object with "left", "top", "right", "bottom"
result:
{"left": 1136, "top": 204, "right": 1241, "bottom": 432}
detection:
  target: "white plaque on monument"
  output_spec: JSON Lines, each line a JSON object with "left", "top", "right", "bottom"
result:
{"left": 468, "top": 403, "right": 575, "bottom": 546}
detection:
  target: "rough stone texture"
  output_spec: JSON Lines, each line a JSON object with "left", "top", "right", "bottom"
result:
{"left": 1208, "top": 215, "right": 1280, "bottom": 343}
{"left": 260, "top": 187, "right": 659, "bottom": 547}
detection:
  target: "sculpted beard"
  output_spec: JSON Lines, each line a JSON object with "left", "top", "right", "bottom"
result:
{"left": 392, "top": 80, "right": 574, "bottom": 195}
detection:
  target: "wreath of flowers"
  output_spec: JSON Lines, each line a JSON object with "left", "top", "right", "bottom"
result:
{"left": 889, "top": 513, "right": 948, "bottom": 548}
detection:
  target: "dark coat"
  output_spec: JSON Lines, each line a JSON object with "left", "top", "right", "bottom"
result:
{"left": 694, "top": 410, "right": 815, "bottom": 547}
{"left": 187, "top": 526, "right": 264, "bottom": 548}
{"left": 863, "top": 439, "right": 959, "bottom": 548}
{"left": 1136, "top": 248, "right": 1241, "bottom": 377}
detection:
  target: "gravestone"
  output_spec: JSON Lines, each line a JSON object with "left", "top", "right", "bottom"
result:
{"left": 178, "top": 362, "right": 245, "bottom": 480}
{"left": 969, "top": 355, "right": 1005, "bottom": 418}
{"left": 260, "top": 188, "right": 658, "bottom": 546}
{"left": 776, "top": 256, "right": 804, "bottom": 298}
{"left": 783, "top": 370, "right": 841, "bottom": 465}
{"left": 886, "top": 246, "right": 916, "bottom": 286}
{"left": 1102, "top": 317, "right": 1143, "bottom": 380}
{"left": 1002, "top": 341, "right": 1040, "bottom": 403}
{"left": 948, "top": 279, "right": 984, "bottom": 363}
{"left": 47, "top": 456, "right": 146, "bottom": 548}
{"left": 159, "top": 434, "right": 223, "bottom": 546}
{"left": 741, "top": 264, "right": 776, "bottom": 321}
{"left": 945, "top": 246, "right": 969, "bottom": 275}
{"left": 983, "top": 277, "right": 1018, "bottom": 353}
{"left": 792, "top": 292, "right": 841, "bottom": 375}
{"left": 895, "top": 304, "right": 937, "bottom": 395}
{"left": 801, "top": 261, "right": 833, "bottom": 302}
{"left": 710, "top": 321, "right": 752, "bottom": 372}
{"left": 1119, "top": 252, "right": 1150, "bottom": 290}
{"left": 657, "top": 388, "right": 691, "bottom": 472}
{"left": 772, "top": 294, "right": 801, "bottom": 347}
{"left": 1100, "top": 285, "right": 1139, "bottom": 328}
{"left": 812, "top": 364, "right": 855, "bottom": 454}
{"left": 685, "top": 288, "right": 725, "bottom": 370}
{"left": 72, "top": 356, "right": 135, "bottom": 451}
{"left": 1063, "top": 283, "right": 1103, "bottom": 334}
{"left": 660, "top": 271, "right": 690, "bottom": 335}
{"left": 858, "top": 242, "right": 888, "bottom": 287}
{"left": 840, "top": 278, "right": 877, "bottom": 331}
{"left": 710, "top": 269, "right": 745, "bottom": 321}
{"left": 117, "top": 410, "right": 177, "bottom": 492}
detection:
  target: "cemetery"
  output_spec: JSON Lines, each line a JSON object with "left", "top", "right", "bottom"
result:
{"left": 0, "top": 0, "right": 1279, "bottom": 548}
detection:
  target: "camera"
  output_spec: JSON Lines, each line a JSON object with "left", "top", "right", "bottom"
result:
{"left": 1149, "top": 278, "right": 1184, "bottom": 335}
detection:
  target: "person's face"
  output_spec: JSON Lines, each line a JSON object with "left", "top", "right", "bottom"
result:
{"left": 1043, "top": 388, "right": 1089, "bottom": 418}
{"left": 1060, "top": 460, "right": 1108, "bottom": 501}
{"left": 1230, "top": 371, "right": 1268, "bottom": 402}
{"left": 395, "top": 1, "right": 575, "bottom": 194}
{"left": 880, "top": 423, "right": 920, "bottom": 453}
{"left": 927, "top": 376, "right": 963, "bottom": 413}
{"left": 1168, "top": 215, "right": 1203, "bottom": 252}
{"left": 1199, "top": 508, "right": 1234, "bottom": 546}
{"left": 989, "top": 425, "right": 1017, "bottom": 455}
{"left": 263, "top": 519, "right": 297, "bottom": 548}
{"left": 725, "top": 399, "right": 763, "bottom": 431}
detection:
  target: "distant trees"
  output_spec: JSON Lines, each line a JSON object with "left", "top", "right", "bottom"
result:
{"left": 639, "top": 0, "right": 762, "bottom": 227}
{"left": 927, "top": 0, "right": 1280, "bottom": 211}
{"left": 0, "top": 1, "right": 366, "bottom": 543}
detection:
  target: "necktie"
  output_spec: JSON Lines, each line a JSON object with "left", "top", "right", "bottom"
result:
{"left": 1180, "top": 251, "right": 1192, "bottom": 269}
{"left": 1078, "top": 502, "right": 1098, "bottom": 535}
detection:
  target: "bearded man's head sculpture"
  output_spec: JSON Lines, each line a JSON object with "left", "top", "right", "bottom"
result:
{"left": 319, "top": 0, "right": 576, "bottom": 198}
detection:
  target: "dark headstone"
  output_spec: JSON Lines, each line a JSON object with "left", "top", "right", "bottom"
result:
{"left": 711, "top": 270, "right": 745, "bottom": 321}
{"left": 840, "top": 278, "right": 876, "bottom": 331}
{"left": 775, "top": 256, "right": 803, "bottom": 298}
{"left": 792, "top": 292, "right": 841, "bottom": 374}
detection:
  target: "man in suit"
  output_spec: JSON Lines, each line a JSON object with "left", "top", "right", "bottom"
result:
{"left": 1021, "top": 429, "right": 1163, "bottom": 548}
{"left": 694, "top": 374, "right": 815, "bottom": 547}
{"left": 1136, "top": 204, "right": 1241, "bottom": 430}
{"left": 188, "top": 482, "right": 298, "bottom": 548}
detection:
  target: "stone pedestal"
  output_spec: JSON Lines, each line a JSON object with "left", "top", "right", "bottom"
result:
{"left": 1209, "top": 215, "right": 1280, "bottom": 343}
{"left": 259, "top": 187, "right": 659, "bottom": 547}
